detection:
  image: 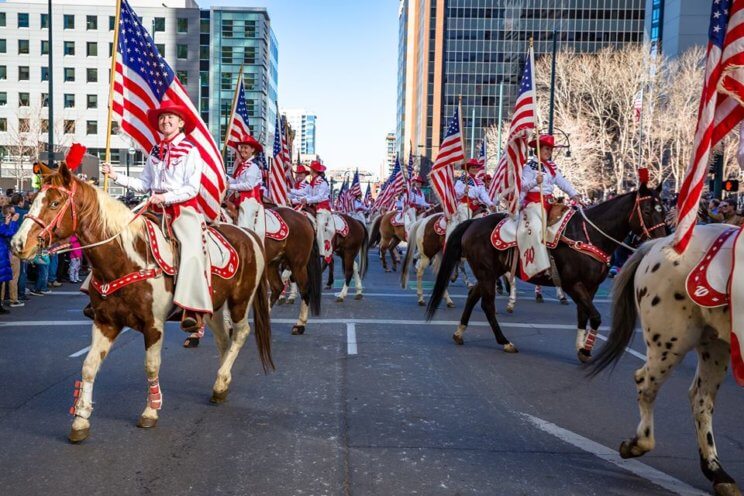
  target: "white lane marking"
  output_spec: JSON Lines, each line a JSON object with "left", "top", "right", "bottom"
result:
{"left": 319, "top": 291, "right": 611, "bottom": 303}
{"left": 347, "top": 322, "right": 357, "bottom": 355}
{"left": 522, "top": 413, "right": 707, "bottom": 496}
{"left": 68, "top": 328, "right": 130, "bottom": 358}
{"left": 596, "top": 333, "right": 647, "bottom": 361}
{"left": 28, "top": 291, "right": 82, "bottom": 296}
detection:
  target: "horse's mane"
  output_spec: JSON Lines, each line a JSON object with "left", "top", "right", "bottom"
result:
{"left": 583, "top": 191, "right": 635, "bottom": 217}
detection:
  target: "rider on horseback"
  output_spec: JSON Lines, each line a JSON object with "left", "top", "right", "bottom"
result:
{"left": 228, "top": 134, "right": 265, "bottom": 239}
{"left": 299, "top": 160, "right": 334, "bottom": 264}
{"left": 448, "top": 159, "right": 494, "bottom": 237}
{"left": 402, "top": 175, "right": 429, "bottom": 233}
{"left": 102, "top": 100, "right": 211, "bottom": 332}
{"left": 517, "top": 134, "right": 581, "bottom": 280}
{"left": 289, "top": 164, "right": 310, "bottom": 206}
{"left": 351, "top": 192, "right": 368, "bottom": 224}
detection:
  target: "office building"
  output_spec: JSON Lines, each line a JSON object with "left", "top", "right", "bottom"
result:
{"left": 645, "top": 0, "right": 707, "bottom": 60}
{"left": 282, "top": 108, "right": 317, "bottom": 156}
{"left": 385, "top": 132, "right": 396, "bottom": 175}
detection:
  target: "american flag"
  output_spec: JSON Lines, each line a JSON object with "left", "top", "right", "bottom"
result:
{"left": 374, "top": 157, "right": 402, "bottom": 210}
{"left": 364, "top": 183, "right": 372, "bottom": 206}
{"left": 270, "top": 113, "right": 290, "bottom": 206}
{"left": 633, "top": 90, "right": 644, "bottom": 122}
{"left": 112, "top": 0, "right": 225, "bottom": 221}
{"left": 674, "top": 0, "right": 744, "bottom": 254}
{"left": 350, "top": 169, "right": 363, "bottom": 198}
{"left": 225, "top": 73, "right": 251, "bottom": 151}
{"left": 488, "top": 50, "right": 537, "bottom": 215}
{"left": 476, "top": 139, "right": 487, "bottom": 180}
{"left": 428, "top": 105, "right": 465, "bottom": 218}
{"left": 281, "top": 115, "right": 294, "bottom": 186}
{"left": 335, "top": 180, "right": 348, "bottom": 212}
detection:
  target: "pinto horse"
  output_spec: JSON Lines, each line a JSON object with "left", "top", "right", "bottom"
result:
{"left": 324, "top": 213, "right": 369, "bottom": 302}
{"left": 426, "top": 185, "right": 667, "bottom": 360}
{"left": 11, "top": 163, "right": 273, "bottom": 443}
{"left": 590, "top": 225, "right": 741, "bottom": 496}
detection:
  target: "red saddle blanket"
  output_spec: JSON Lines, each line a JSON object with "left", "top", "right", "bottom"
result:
{"left": 333, "top": 213, "right": 350, "bottom": 237}
{"left": 685, "top": 227, "right": 738, "bottom": 308}
{"left": 266, "top": 209, "right": 289, "bottom": 241}
{"left": 433, "top": 214, "right": 446, "bottom": 236}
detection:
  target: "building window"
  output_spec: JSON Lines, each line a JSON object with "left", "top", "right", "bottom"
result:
{"left": 243, "top": 47, "right": 256, "bottom": 64}
{"left": 19, "top": 66, "right": 30, "bottom": 81}
{"left": 18, "top": 13, "right": 29, "bottom": 28}
{"left": 177, "top": 44, "right": 188, "bottom": 59}
{"left": 64, "top": 120, "right": 76, "bottom": 134}
{"left": 177, "top": 70, "right": 188, "bottom": 84}
{"left": 156, "top": 43, "right": 165, "bottom": 54}
{"left": 64, "top": 94, "right": 75, "bottom": 108}
{"left": 0, "top": 66, "right": 6, "bottom": 80}
{"left": 222, "top": 19, "right": 233, "bottom": 37}
{"left": 85, "top": 94, "right": 96, "bottom": 109}
{"left": 86, "top": 121, "right": 97, "bottom": 135}
{"left": 199, "top": 45, "right": 209, "bottom": 60}
{"left": 41, "top": 93, "right": 48, "bottom": 107}
{"left": 86, "top": 15, "right": 97, "bottom": 30}
{"left": 41, "top": 120, "right": 48, "bottom": 133}
{"left": 109, "top": 42, "right": 113, "bottom": 57}
{"left": 64, "top": 15, "right": 74, "bottom": 30}
{"left": 64, "top": 41, "right": 75, "bottom": 56}
{"left": 200, "top": 18, "right": 209, "bottom": 34}
{"left": 177, "top": 18, "right": 188, "bottom": 33}
{"left": 0, "top": 92, "right": 6, "bottom": 106}
{"left": 40, "top": 13, "right": 48, "bottom": 29}
{"left": 0, "top": 118, "right": 7, "bottom": 132}
{"left": 86, "top": 42, "right": 98, "bottom": 57}
{"left": 111, "top": 121, "right": 120, "bottom": 135}
{"left": 18, "top": 119, "right": 30, "bottom": 133}
{"left": 109, "top": 16, "right": 115, "bottom": 30}
{"left": 221, "top": 46, "right": 232, "bottom": 64}
{"left": 0, "top": 39, "right": 6, "bottom": 54}
{"left": 18, "top": 39, "right": 30, "bottom": 55}
{"left": 41, "top": 40, "right": 49, "bottom": 55}
{"left": 153, "top": 17, "right": 165, "bottom": 32}
{"left": 19, "top": 93, "right": 30, "bottom": 107}
{"left": 244, "top": 21, "right": 256, "bottom": 38}
{"left": 86, "top": 68, "right": 98, "bottom": 83}
{"left": 64, "top": 67, "right": 75, "bottom": 82}
{"left": 41, "top": 67, "right": 48, "bottom": 81}
{"left": 0, "top": 13, "right": 5, "bottom": 27}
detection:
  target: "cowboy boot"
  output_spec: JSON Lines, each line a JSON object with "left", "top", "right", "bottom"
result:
{"left": 181, "top": 310, "right": 204, "bottom": 333}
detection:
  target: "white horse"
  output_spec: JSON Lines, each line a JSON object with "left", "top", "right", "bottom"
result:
{"left": 591, "top": 224, "right": 740, "bottom": 496}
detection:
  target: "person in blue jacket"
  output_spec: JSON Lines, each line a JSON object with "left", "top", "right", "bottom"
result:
{"left": 0, "top": 206, "right": 20, "bottom": 313}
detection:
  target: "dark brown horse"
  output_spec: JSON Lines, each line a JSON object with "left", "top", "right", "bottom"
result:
{"left": 324, "top": 213, "right": 369, "bottom": 302}
{"left": 426, "top": 185, "right": 667, "bottom": 361}
{"left": 12, "top": 163, "right": 273, "bottom": 443}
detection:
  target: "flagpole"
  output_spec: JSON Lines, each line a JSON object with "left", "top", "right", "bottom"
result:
{"left": 103, "top": 0, "right": 124, "bottom": 193}
{"left": 458, "top": 95, "right": 466, "bottom": 181}
{"left": 222, "top": 64, "right": 244, "bottom": 160}
{"left": 470, "top": 107, "right": 476, "bottom": 157}
{"left": 497, "top": 82, "right": 504, "bottom": 162}
{"left": 529, "top": 38, "right": 547, "bottom": 244}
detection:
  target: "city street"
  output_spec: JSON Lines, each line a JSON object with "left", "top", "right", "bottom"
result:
{"left": 0, "top": 248, "right": 742, "bottom": 496}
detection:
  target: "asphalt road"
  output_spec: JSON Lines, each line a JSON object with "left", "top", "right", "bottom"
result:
{"left": 0, "top": 248, "right": 742, "bottom": 496}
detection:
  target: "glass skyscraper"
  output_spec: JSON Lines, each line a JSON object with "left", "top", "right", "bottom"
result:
{"left": 397, "top": 0, "right": 646, "bottom": 174}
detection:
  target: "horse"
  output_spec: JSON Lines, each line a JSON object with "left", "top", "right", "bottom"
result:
{"left": 589, "top": 224, "right": 741, "bottom": 496}
{"left": 11, "top": 163, "right": 273, "bottom": 443}
{"left": 426, "top": 184, "right": 667, "bottom": 361}
{"left": 400, "top": 213, "right": 456, "bottom": 308}
{"left": 323, "top": 213, "right": 369, "bottom": 302}
{"left": 372, "top": 211, "right": 408, "bottom": 272}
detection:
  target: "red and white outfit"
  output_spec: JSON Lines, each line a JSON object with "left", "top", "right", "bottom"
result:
{"left": 351, "top": 198, "right": 368, "bottom": 224}
{"left": 289, "top": 179, "right": 310, "bottom": 206}
{"left": 229, "top": 155, "right": 265, "bottom": 239}
{"left": 517, "top": 157, "right": 577, "bottom": 279}
{"left": 114, "top": 132, "right": 213, "bottom": 314}
{"left": 302, "top": 162, "right": 334, "bottom": 263}
{"left": 448, "top": 161, "right": 493, "bottom": 238}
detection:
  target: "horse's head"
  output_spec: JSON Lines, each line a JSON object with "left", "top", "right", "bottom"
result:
{"left": 629, "top": 182, "right": 667, "bottom": 241}
{"left": 11, "top": 162, "right": 82, "bottom": 260}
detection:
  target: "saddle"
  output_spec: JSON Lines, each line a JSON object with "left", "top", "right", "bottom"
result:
{"left": 265, "top": 209, "right": 290, "bottom": 241}
{"left": 686, "top": 225, "right": 739, "bottom": 308}
{"left": 333, "top": 213, "right": 350, "bottom": 237}
{"left": 433, "top": 214, "right": 447, "bottom": 236}
{"left": 392, "top": 212, "right": 405, "bottom": 227}
{"left": 490, "top": 206, "right": 575, "bottom": 251}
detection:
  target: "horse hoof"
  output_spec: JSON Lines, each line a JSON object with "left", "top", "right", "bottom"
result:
{"left": 418, "top": 300, "right": 426, "bottom": 306}
{"left": 619, "top": 438, "right": 643, "bottom": 459}
{"left": 560, "top": 297, "right": 569, "bottom": 305}
{"left": 137, "top": 416, "right": 158, "bottom": 429}
{"left": 324, "top": 285, "right": 332, "bottom": 290}
{"left": 446, "top": 302, "right": 456, "bottom": 308}
{"left": 210, "top": 389, "right": 229, "bottom": 404}
{"left": 714, "top": 483, "right": 742, "bottom": 496}
{"left": 354, "top": 294, "right": 363, "bottom": 300}
{"left": 287, "top": 298, "right": 296, "bottom": 305}
{"left": 291, "top": 325, "right": 305, "bottom": 335}
{"left": 577, "top": 349, "right": 592, "bottom": 363}
{"left": 336, "top": 297, "right": 344, "bottom": 303}
{"left": 452, "top": 334, "right": 464, "bottom": 345}
{"left": 277, "top": 297, "right": 286, "bottom": 306}
{"left": 384, "top": 269, "right": 391, "bottom": 273}
{"left": 506, "top": 305, "right": 514, "bottom": 314}
{"left": 535, "top": 294, "right": 544, "bottom": 303}
{"left": 68, "top": 427, "right": 90, "bottom": 443}
{"left": 503, "top": 343, "right": 519, "bottom": 353}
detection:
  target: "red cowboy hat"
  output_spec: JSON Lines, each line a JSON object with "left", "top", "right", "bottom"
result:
{"left": 309, "top": 160, "right": 326, "bottom": 173}
{"left": 484, "top": 173, "right": 493, "bottom": 182}
{"left": 528, "top": 134, "right": 555, "bottom": 149}
{"left": 235, "top": 134, "right": 263, "bottom": 153}
{"left": 462, "top": 158, "right": 483, "bottom": 170}
{"left": 295, "top": 164, "right": 309, "bottom": 174}
{"left": 411, "top": 175, "right": 424, "bottom": 183}
{"left": 147, "top": 100, "right": 196, "bottom": 134}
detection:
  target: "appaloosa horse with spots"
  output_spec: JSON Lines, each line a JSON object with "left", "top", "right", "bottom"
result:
{"left": 324, "top": 213, "right": 369, "bottom": 302}
{"left": 426, "top": 185, "right": 667, "bottom": 360}
{"left": 12, "top": 163, "right": 273, "bottom": 443}
{"left": 590, "top": 224, "right": 742, "bottom": 496}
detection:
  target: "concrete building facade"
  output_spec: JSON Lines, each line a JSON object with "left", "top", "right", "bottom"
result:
{"left": 282, "top": 108, "right": 317, "bottom": 157}
{"left": 644, "top": 0, "right": 707, "bottom": 60}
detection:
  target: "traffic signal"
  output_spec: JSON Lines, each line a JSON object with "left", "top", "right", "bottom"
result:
{"left": 724, "top": 180, "right": 739, "bottom": 192}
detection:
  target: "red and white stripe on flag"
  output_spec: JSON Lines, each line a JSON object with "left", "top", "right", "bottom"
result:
{"left": 428, "top": 107, "right": 464, "bottom": 219}
{"left": 674, "top": 0, "right": 744, "bottom": 254}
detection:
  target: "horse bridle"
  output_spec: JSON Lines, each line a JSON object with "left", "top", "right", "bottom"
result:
{"left": 25, "top": 182, "right": 79, "bottom": 247}
{"left": 630, "top": 192, "right": 666, "bottom": 241}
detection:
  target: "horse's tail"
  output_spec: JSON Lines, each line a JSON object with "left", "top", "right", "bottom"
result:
{"left": 400, "top": 217, "right": 422, "bottom": 289}
{"left": 588, "top": 241, "right": 653, "bottom": 376}
{"left": 425, "top": 219, "right": 472, "bottom": 321}
{"left": 252, "top": 271, "right": 275, "bottom": 373}
{"left": 307, "top": 238, "right": 323, "bottom": 316}
{"left": 359, "top": 221, "right": 370, "bottom": 279}
{"left": 369, "top": 215, "right": 382, "bottom": 247}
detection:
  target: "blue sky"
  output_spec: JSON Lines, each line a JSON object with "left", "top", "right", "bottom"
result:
{"left": 201, "top": 0, "right": 399, "bottom": 175}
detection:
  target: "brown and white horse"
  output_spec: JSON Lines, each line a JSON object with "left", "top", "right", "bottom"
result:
{"left": 12, "top": 163, "right": 273, "bottom": 443}
{"left": 324, "top": 213, "right": 369, "bottom": 302}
